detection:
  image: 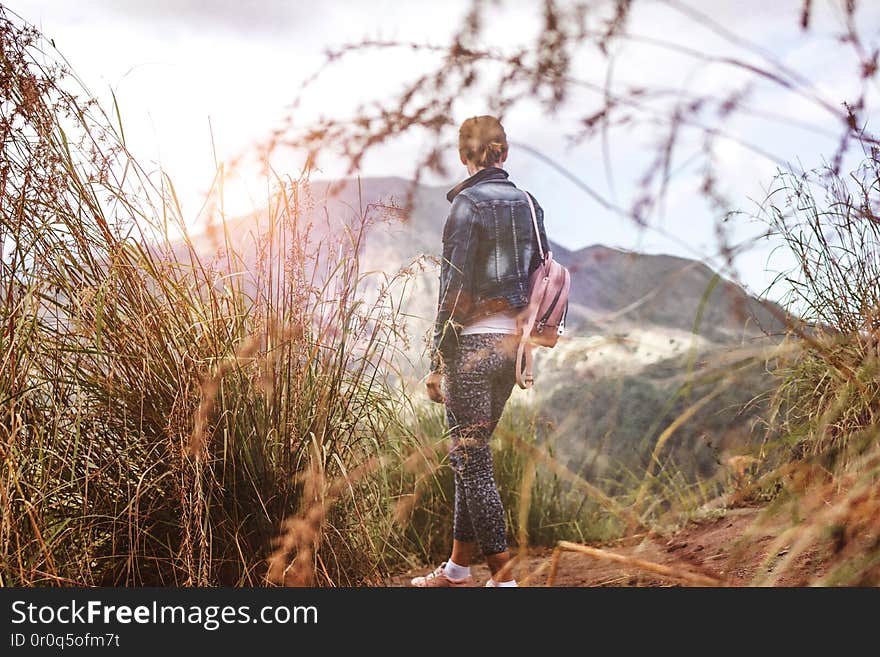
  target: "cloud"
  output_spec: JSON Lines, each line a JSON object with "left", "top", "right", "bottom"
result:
{"left": 84, "top": 0, "right": 313, "bottom": 36}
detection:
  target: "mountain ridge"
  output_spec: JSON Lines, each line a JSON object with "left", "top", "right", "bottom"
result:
{"left": 334, "top": 177, "right": 786, "bottom": 338}
{"left": 179, "top": 175, "right": 788, "bottom": 342}
{"left": 168, "top": 175, "right": 784, "bottom": 479}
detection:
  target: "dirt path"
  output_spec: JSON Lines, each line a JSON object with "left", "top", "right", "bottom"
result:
{"left": 388, "top": 506, "right": 828, "bottom": 587}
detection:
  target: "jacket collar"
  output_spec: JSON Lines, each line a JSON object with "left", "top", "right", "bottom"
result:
{"left": 446, "top": 166, "right": 510, "bottom": 202}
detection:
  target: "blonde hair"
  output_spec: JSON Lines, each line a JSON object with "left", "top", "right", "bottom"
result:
{"left": 458, "top": 115, "right": 508, "bottom": 168}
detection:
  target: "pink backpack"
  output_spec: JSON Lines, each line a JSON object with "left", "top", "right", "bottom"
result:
{"left": 515, "top": 192, "right": 571, "bottom": 389}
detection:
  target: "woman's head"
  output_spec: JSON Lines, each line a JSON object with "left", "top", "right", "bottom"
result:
{"left": 458, "top": 115, "right": 508, "bottom": 171}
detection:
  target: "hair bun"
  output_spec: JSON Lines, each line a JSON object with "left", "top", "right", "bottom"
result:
{"left": 459, "top": 116, "right": 508, "bottom": 168}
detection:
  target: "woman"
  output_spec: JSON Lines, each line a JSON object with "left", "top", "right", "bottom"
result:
{"left": 413, "top": 115, "right": 549, "bottom": 588}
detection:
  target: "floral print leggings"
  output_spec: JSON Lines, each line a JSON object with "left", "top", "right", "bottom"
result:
{"left": 443, "top": 332, "right": 519, "bottom": 556}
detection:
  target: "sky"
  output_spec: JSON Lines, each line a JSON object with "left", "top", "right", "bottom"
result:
{"left": 4, "top": 0, "right": 880, "bottom": 300}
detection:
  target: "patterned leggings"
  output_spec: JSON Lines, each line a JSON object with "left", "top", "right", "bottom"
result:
{"left": 444, "top": 333, "right": 519, "bottom": 556}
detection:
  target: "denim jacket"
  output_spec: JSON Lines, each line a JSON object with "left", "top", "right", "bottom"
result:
{"left": 430, "top": 167, "right": 549, "bottom": 372}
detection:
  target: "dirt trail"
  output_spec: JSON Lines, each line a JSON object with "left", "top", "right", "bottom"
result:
{"left": 388, "top": 506, "right": 829, "bottom": 587}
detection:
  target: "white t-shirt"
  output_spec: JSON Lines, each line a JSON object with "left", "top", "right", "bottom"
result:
{"left": 460, "top": 309, "right": 520, "bottom": 335}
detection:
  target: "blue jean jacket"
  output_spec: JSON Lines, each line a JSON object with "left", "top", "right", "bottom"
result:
{"left": 430, "top": 167, "right": 549, "bottom": 372}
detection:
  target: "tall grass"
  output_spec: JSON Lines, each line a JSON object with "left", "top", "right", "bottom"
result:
{"left": 763, "top": 155, "right": 880, "bottom": 467}
{"left": 1, "top": 12, "right": 623, "bottom": 587}
{"left": 17, "top": 6, "right": 879, "bottom": 588}
{"left": 742, "top": 152, "right": 880, "bottom": 584}
{"left": 0, "top": 12, "right": 423, "bottom": 586}
{"left": 385, "top": 398, "right": 621, "bottom": 568}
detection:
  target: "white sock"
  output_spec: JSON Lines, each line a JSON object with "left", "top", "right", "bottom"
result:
{"left": 443, "top": 559, "right": 471, "bottom": 580}
{"left": 488, "top": 578, "right": 518, "bottom": 587}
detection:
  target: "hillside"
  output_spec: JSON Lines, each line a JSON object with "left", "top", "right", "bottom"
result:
{"left": 178, "top": 177, "right": 786, "bottom": 481}
{"left": 389, "top": 507, "right": 827, "bottom": 587}
{"left": 559, "top": 244, "right": 785, "bottom": 340}
{"left": 185, "top": 176, "right": 786, "bottom": 337}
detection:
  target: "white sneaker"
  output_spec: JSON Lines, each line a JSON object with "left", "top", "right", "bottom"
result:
{"left": 410, "top": 563, "right": 474, "bottom": 587}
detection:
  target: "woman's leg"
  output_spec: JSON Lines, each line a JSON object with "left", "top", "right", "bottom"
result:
{"left": 448, "top": 439, "right": 508, "bottom": 555}
{"left": 450, "top": 539, "right": 476, "bottom": 567}
{"left": 483, "top": 335, "right": 518, "bottom": 581}
{"left": 449, "top": 467, "right": 477, "bottom": 566}
{"left": 445, "top": 334, "right": 512, "bottom": 568}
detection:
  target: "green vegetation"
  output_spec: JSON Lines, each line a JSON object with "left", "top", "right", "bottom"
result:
{"left": 0, "top": 14, "right": 412, "bottom": 585}
{"left": 730, "top": 157, "right": 880, "bottom": 585}
{"left": 3, "top": 8, "right": 879, "bottom": 587}
{"left": 542, "top": 349, "right": 773, "bottom": 481}
{"left": 0, "top": 15, "right": 618, "bottom": 586}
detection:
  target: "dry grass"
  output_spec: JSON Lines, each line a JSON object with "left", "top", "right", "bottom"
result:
{"left": 4, "top": 3, "right": 880, "bottom": 588}
{"left": 0, "top": 13, "right": 621, "bottom": 586}
{"left": 0, "top": 12, "right": 423, "bottom": 586}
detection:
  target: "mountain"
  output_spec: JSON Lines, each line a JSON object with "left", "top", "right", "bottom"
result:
{"left": 558, "top": 244, "right": 785, "bottom": 339}
{"left": 175, "top": 176, "right": 786, "bottom": 481}
{"left": 179, "top": 176, "right": 786, "bottom": 343}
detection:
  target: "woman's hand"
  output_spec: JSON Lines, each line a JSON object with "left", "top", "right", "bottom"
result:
{"left": 425, "top": 371, "right": 445, "bottom": 404}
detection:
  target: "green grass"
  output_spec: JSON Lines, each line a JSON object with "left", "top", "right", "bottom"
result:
{"left": 7, "top": 7, "right": 880, "bottom": 588}
{"left": 0, "top": 12, "right": 417, "bottom": 585}
{"left": 0, "top": 13, "right": 622, "bottom": 586}
{"left": 380, "top": 398, "right": 622, "bottom": 571}
{"left": 738, "top": 154, "right": 880, "bottom": 584}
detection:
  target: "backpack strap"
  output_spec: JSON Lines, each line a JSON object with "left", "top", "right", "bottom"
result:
{"left": 523, "top": 191, "right": 544, "bottom": 262}
{"left": 516, "top": 323, "right": 535, "bottom": 389}
{"left": 516, "top": 190, "right": 542, "bottom": 389}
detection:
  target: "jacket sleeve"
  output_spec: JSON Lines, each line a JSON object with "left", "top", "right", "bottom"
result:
{"left": 430, "top": 195, "right": 479, "bottom": 373}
